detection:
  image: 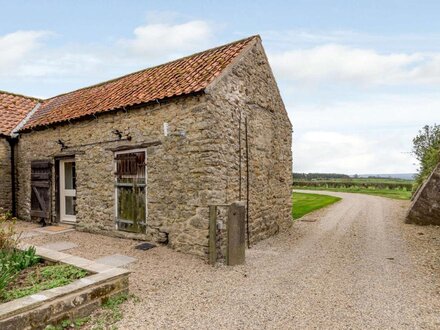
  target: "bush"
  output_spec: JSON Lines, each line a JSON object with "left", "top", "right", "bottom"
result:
{"left": 0, "top": 209, "right": 19, "bottom": 251}
{"left": 412, "top": 124, "right": 440, "bottom": 192}
{"left": 0, "top": 247, "right": 40, "bottom": 294}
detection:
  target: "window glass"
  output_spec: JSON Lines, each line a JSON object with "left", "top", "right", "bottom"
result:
{"left": 64, "top": 162, "right": 76, "bottom": 189}
{"left": 65, "top": 196, "right": 76, "bottom": 215}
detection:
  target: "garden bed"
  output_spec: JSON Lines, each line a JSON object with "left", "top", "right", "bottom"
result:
{"left": 1, "top": 260, "right": 88, "bottom": 303}
{"left": 0, "top": 245, "right": 130, "bottom": 329}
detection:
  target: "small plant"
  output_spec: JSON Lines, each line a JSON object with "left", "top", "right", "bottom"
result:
{"left": 44, "top": 317, "right": 90, "bottom": 330}
{"left": 89, "top": 293, "right": 135, "bottom": 330}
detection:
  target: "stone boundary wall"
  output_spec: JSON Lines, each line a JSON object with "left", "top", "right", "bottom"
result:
{"left": 0, "top": 244, "right": 130, "bottom": 330}
{"left": 406, "top": 163, "right": 440, "bottom": 225}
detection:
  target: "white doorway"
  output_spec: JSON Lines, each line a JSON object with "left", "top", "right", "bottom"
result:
{"left": 59, "top": 158, "right": 76, "bottom": 223}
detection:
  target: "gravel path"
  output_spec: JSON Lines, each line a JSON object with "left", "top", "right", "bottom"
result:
{"left": 20, "top": 191, "right": 440, "bottom": 329}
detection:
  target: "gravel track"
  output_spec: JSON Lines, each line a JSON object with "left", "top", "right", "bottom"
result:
{"left": 20, "top": 191, "right": 440, "bottom": 329}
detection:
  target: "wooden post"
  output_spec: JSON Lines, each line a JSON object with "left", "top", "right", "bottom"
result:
{"left": 208, "top": 205, "right": 217, "bottom": 265}
{"left": 227, "top": 201, "right": 246, "bottom": 266}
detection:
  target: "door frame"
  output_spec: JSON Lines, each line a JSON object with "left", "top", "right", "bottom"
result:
{"left": 59, "top": 158, "right": 76, "bottom": 223}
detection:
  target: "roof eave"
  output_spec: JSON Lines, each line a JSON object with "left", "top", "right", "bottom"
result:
{"left": 19, "top": 90, "right": 205, "bottom": 134}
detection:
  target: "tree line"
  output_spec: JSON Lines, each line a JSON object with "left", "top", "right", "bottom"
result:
{"left": 412, "top": 124, "right": 440, "bottom": 190}
{"left": 293, "top": 173, "right": 350, "bottom": 180}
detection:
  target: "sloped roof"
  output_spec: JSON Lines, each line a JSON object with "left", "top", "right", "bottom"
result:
{"left": 22, "top": 35, "right": 258, "bottom": 131}
{"left": 0, "top": 91, "right": 40, "bottom": 136}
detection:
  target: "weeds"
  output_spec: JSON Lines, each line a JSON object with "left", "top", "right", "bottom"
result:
{"left": 45, "top": 293, "right": 137, "bottom": 330}
{"left": 0, "top": 211, "right": 40, "bottom": 298}
{"left": 2, "top": 264, "right": 87, "bottom": 302}
{"left": 44, "top": 317, "right": 90, "bottom": 330}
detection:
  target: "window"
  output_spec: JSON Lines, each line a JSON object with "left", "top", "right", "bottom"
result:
{"left": 114, "top": 150, "right": 147, "bottom": 233}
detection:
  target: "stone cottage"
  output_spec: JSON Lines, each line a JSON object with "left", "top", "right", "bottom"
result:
{"left": 0, "top": 35, "right": 292, "bottom": 257}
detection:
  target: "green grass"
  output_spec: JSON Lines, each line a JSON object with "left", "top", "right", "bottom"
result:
{"left": 295, "top": 186, "right": 412, "bottom": 200}
{"left": 1, "top": 264, "right": 87, "bottom": 302}
{"left": 292, "top": 192, "right": 341, "bottom": 219}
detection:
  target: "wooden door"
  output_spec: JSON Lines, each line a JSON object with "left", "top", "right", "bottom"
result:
{"left": 114, "top": 150, "right": 147, "bottom": 233}
{"left": 30, "top": 160, "right": 51, "bottom": 223}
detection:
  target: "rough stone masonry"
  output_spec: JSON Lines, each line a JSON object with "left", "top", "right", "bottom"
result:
{"left": 10, "top": 36, "right": 292, "bottom": 259}
{"left": 406, "top": 163, "right": 440, "bottom": 225}
{"left": 0, "top": 137, "right": 12, "bottom": 211}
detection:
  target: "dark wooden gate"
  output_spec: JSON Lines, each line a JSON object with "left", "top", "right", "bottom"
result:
{"left": 31, "top": 160, "right": 52, "bottom": 223}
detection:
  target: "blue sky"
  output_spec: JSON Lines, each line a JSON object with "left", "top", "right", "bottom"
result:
{"left": 2, "top": 1, "right": 440, "bottom": 174}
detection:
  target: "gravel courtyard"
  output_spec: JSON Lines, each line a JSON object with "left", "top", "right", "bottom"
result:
{"left": 19, "top": 191, "right": 440, "bottom": 329}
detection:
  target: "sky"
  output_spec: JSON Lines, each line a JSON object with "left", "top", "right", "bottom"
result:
{"left": 1, "top": 1, "right": 440, "bottom": 175}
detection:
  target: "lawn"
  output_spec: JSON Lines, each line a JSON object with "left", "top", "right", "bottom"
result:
{"left": 294, "top": 186, "right": 411, "bottom": 200}
{"left": 292, "top": 192, "right": 341, "bottom": 220}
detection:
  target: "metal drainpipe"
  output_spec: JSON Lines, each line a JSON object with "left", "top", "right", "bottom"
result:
{"left": 7, "top": 137, "right": 17, "bottom": 217}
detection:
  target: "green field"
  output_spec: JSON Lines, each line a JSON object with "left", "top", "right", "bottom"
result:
{"left": 292, "top": 177, "right": 413, "bottom": 200}
{"left": 292, "top": 192, "right": 341, "bottom": 220}
{"left": 294, "top": 186, "right": 412, "bottom": 200}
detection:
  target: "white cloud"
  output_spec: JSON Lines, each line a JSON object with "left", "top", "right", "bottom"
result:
{"left": 269, "top": 44, "right": 440, "bottom": 85}
{"left": 295, "top": 130, "right": 414, "bottom": 174}
{"left": 0, "top": 18, "right": 216, "bottom": 95}
{"left": 0, "top": 30, "right": 50, "bottom": 73}
{"left": 288, "top": 93, "right": 440, "bottom": 174}
{"left": 119, "top": 20, "right": 213, "bottom": 58}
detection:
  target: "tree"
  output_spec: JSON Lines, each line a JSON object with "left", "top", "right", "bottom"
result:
{"left": 412, "top": 124, "right": 440, "bottom": 190}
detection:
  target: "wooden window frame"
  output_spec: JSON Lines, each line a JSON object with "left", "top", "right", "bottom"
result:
{"left": 114, "top": 148, "right": 148, "bottom": 231}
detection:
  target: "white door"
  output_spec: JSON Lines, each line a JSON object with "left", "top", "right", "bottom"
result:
{"left": 59, "top": 159, "right": 76, "bottom": 223}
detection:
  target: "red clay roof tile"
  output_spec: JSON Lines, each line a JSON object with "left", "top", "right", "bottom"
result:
{"left": 0, "top": 91, "right": 39, "bottom": 136}
{"left": 21, "top": 35, "right": 258, "bottom": 131}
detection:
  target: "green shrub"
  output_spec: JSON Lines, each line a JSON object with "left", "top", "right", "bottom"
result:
{"left": 0, "top": 247, "right": 40, "bottom": 295}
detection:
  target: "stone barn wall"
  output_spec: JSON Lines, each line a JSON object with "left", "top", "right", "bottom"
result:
{"left": 406, "top": 163, "right": 440, "bottom": 225}
{"left": 206, "top": 39, "right": 293, "bottom": 247}
{"left": 16, "top": 94, "right": 221, "bottom": 257}
{"left": 0, "top": 138, "right": 12, "bottom": 211}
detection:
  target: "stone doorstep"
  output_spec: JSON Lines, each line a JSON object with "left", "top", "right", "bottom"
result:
{"left": 0, "top": 245, "right": 131, "bottom": 321}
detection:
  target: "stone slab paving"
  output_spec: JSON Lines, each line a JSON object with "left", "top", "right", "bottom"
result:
{"left": 94, "top": 254, "right": 137, "bottom": 267}
{"left": 41, "top": 241, "right": 78, "bottom": 251}
{"left": 17, "top": 231, "right": 42, "bottom": 239}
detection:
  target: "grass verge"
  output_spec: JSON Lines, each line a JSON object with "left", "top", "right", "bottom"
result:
{"left": 292, "top": 192, "right": 341, "bottom": 220}
{"left": 294, "top": 186, "right": 411, "bottom": 200}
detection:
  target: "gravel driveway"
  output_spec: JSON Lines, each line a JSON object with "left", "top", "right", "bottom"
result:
{"left": 20, "top": 191, "right": 440, "bottom": 329}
